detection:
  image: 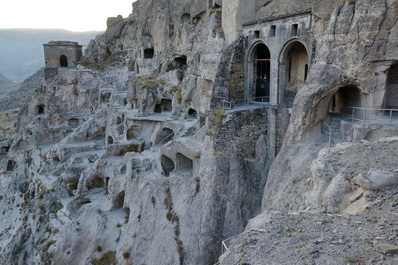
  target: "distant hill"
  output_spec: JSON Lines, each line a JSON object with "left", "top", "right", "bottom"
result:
{"left": 0, "top": 72, "right": 11, "bottom": 85}
{"left": 0, "top": 29, "right": 101, "bottom": 81}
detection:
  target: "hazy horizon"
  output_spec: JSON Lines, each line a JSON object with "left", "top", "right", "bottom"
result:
{"left": 0, "top": 0, "right": 134, "bottom": 32}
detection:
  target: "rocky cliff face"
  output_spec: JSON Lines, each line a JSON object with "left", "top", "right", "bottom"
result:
{"left": 1, "top": 0, "right": 398, "bottom": 264}
{"left": 0, "top": 1, "right": 270, "bottom": 264}
{"left": 220, "top": 0, "right": 398, "bottom": 264}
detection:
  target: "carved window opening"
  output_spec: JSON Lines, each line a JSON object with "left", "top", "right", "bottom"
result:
{"left": 154, "top": 104, "right": 162, "bottom": 113}
{"left": 291, "top": 24, "right": 298, "bottom": 36}
{"left": 270, "top": 25, "right": 276, "bottom": 37}
{"left": 68, "top": 118, "right": 79, "bottom": 126}
{"left": 254, "top": 30, "right": 260, "bottom": 38}
{"left": 144, "top": 48, "right": 154, "bottom": 59}
{"left": 7, "top": 160, "right": 16, "bottom": 171}
{"left": 37, "top": 105, "right": 45, "bottom": 115}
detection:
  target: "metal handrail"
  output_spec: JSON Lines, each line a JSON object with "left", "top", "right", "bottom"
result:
{"left": 221, "top": 234, "right": 240, "bottom": 254}
{"left": 190, "top": 120, "right": 206, "bottom": 136}
{"left": 342, "top": 107, "right": 398, "bottom": 125}
{"left": 222, "top": 96, "right": 270, "bottom": 110}
{"left": 156, "top": 118, "right": 204, "bottom": 146}
{"left": 323, "top": 122, "right": 332, "bottom": 147}
{"left": 222, "top": 100, "right": 232, "bottom": 110}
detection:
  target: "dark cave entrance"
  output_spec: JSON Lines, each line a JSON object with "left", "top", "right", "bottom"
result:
{"left": 386, "top": 63, "right": 398, "bottom": 109}
{"left": 161, "top": 155, "right": 175, "bottom": 176}
{"left": 155, "top": 128, "right": 174, "bottom": 145}
{"left": 60, "top": 55, "right": 68, "bottom": 67}
{"left": 329, "top": 85, "right": 361, "bottom": 114}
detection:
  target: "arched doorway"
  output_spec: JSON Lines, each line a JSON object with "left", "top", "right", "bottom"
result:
{"left": 280, "top": 41, "right": 309, "bottom": 107}
{"left": 253, "top": 44, "right": 271, "bottom": 100}
{"left": 60, "top": 55, "right": 68, "bottom": 67}
{"left": 386, "top": 64, "right": 398, "bottom": 109}
{"left": 329, "top": 85, "right": 361, "bottom": 114}
{"left": 248, "top": 43, "right": 271, "bottom": 102}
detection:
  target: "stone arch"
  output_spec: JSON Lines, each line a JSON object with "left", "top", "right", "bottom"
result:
{"left": 60, "top": 55, "right": 68, "bottom": 67}
{"left": 161, "top": 155, "right": 175, "bottom": 176}
{"left": 386, "top": 63, "right": 398, "bottom": 109}
{"left": 329, "top": 85, "right": 362, "bottom": 114}
{"left": 247, "top": 41, "right": 271, "bottom": 101}
{"left": 155, "top": 128, "right": 174, "bottom": 144}
{"left": 108, "top": 136, "right": 114, "bottom": 145}
{"left": 279, "top": 39, "right": 310, "bottom": 107}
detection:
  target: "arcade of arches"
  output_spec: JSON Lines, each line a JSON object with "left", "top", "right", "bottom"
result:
{"left": 247, "top": 41, "right": 309, "bottom": 106}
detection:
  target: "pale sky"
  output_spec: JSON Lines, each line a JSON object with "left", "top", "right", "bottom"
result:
{"left": 0, "top": 0, "right": 135, "bottom": 32}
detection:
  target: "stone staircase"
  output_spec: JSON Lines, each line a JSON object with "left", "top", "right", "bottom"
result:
{"left": 59, "top": 184, "right": 71, "bottom": 198}
{"left": 131, "top": 158, "right": 142, "bottom": 170}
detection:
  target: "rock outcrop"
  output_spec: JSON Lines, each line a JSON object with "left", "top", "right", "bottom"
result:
{"left": 1, "top": 0, "right": 398, "bottom": 264}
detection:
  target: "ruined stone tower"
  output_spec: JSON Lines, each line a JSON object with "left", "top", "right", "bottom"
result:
{"left": 43, "top": 41, "right": 82, "bottom": 79}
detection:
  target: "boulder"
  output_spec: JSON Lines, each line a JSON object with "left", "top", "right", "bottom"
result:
{"left": 357, "top": 168, "right": 398, "bottom": 191}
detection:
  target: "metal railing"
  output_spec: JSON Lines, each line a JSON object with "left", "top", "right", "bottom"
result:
{"left": 190, "top": 120, "right": 206, "bottom": 136}
{"left": 156, "top": 124, "right": 182, "bottom": 146}
{"left": 156, "top": 118, "right": 205, "bottom": 146}
{"left": 342, "top": 107, "right": 398, "bottom": 125}
{"left": 323, "top": 122, "right": 332, "bottom": 147}
{"left": 221, "top": 234, "right": 240, "bottom": 254}
{"left": 222, "top": 96, "right": 270, "bottom": 110}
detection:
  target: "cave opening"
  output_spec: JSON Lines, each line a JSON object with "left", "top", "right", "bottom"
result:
{"left": 386, "top": 63, "right": 398, "bottom": 109}
{"left": 60, "top": 55, "right": 68, "bottom": 67}
{"left": 161, "top": 155, "right": 175, "bottom": 176}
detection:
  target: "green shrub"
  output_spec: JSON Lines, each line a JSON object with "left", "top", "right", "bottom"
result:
{"left": 91, "top": 251, "right": 117, "bottom": 265}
